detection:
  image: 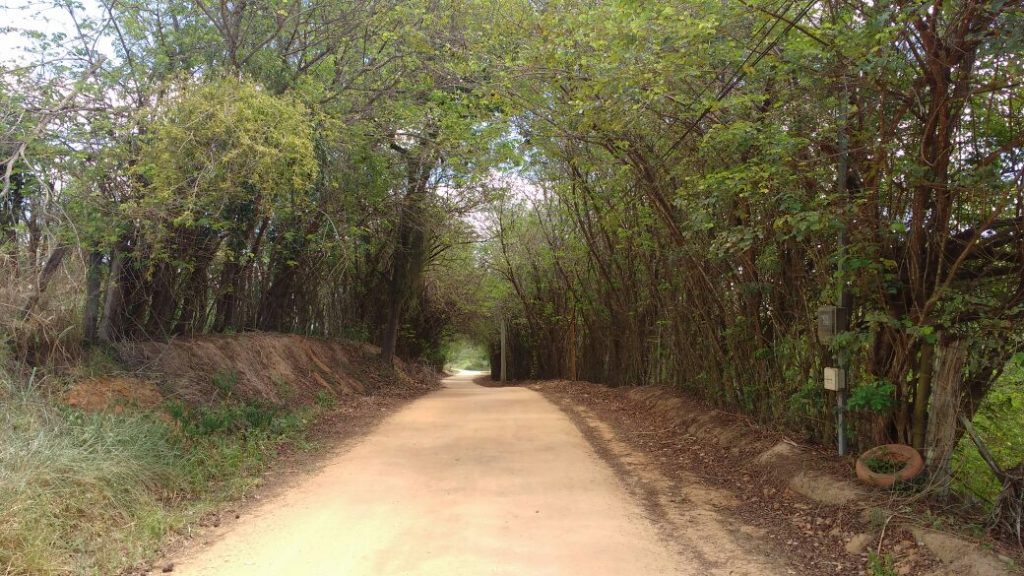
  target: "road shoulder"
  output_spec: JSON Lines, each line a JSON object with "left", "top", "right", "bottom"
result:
{"left": 511, "top": 378, "right": 946, "bottom": 576}
{"left": 137, "top": 384, "right": 439, "bottom": 575}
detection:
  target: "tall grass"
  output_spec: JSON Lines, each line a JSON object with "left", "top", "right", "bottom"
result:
{"left": 0, "top": 374, "right": 187, "bottom": 575}
{"left": 0, "top": 371, "right": 315, "bottom": 576}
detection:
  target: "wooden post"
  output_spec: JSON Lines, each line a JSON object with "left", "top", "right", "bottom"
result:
{"left": 568, "top": 318, "right": 577, "bottom": 381}
{"left": 500, "top": 316, "right": 508, "bottom": 382}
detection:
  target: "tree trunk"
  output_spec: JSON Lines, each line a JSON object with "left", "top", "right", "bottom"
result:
{"left": 0, "top": 172, "right": 24, "bottom": 275}
{"left": 144, "top": 260, "right": 179, "bottom": 339}
{"left": 380, "top": 205, "right": 428, "bottom": 364}
{"left": 213, "top": 258, "right": 242, "bottom": 333}
{"left": 214, "top": 215, "right": 262, "bottom": 332}
{"left": 174, "top": 231, "right": 220, "bottom": 335}
{"left": 912, "top": 340, "right": 936, "bottom": 450}
{"left": 99, "top": 248, "right": 127, "bottom": 343}
{"left": 380, "top": 145, "right": 436, "bottom": 366}
{"left": 82, "top": 251, "right": 104, "bottom": 345}
{"left": 924, "top": 338, "right": 967, "bottom": 495}
{"left": 99, "top": 234, "right": 146, "bottom": 342}
{"left": 992, "top": 462, "right": 1023, "bottom": 546}
{"left": 20, "top": 245, "right": 69, "bottom": 319}
{"left": 258, "top": 242, "right": 300, "bottom": 332}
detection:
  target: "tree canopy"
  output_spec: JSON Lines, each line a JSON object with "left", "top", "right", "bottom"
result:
{"left": 2, "top": 0, "right": 1023, "bottom": 537}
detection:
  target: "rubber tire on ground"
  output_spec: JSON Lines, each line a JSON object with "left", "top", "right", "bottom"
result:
{"left": 854, "top": 444, "right": 924, "bottom": 488}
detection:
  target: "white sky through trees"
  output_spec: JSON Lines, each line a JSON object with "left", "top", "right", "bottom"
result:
{"left": 1, "top": 0, "right": 112, "bottom": 66}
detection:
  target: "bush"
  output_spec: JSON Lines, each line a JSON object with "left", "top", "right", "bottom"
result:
{"left": 166, "top": 400, "right": 307, "bottom": 438}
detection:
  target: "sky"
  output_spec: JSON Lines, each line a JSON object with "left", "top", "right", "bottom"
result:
{"left": 1, "top": 0, "right": 112, "bottom": 67}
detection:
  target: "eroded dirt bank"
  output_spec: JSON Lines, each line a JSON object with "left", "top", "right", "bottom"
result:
{"left": 96, "top": 332, "right": 442, "bottom": 575}
{"left": 116, "top": 332, "right": 437, "bottom": 406}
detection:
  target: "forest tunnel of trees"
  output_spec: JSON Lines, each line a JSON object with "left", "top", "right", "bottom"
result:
{"left": 2, "top": 0, "right": 1024, "bottom": 540}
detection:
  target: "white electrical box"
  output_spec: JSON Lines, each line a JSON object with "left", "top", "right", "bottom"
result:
{"left": 824, "top": 367, "right": 845, "bottom": 391}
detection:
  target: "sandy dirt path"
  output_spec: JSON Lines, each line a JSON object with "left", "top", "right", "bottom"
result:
{"left": 170, "top": 373, "right": 745, "bottom": 575}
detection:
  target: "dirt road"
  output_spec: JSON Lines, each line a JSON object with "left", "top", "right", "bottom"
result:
{"left": 170, "top": 373, "right": 775, "bottom": 575}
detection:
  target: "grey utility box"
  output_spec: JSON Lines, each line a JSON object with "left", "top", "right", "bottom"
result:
{"left": 817, "top": 305, "right": 846, "bottom": 344}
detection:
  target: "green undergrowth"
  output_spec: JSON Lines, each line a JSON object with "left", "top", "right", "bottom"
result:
{"left": 951, "top": 357, "right": 1024, "bottom": 507}
{"left": 0, "top": 371, "right": 321, "bottom": 576}
{"left": 866, "top": 552, "right": 898, "bottom": 576}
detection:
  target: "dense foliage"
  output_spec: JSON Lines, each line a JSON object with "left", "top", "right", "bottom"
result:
{"left": 483, "top": 0, "right": 1024, "bottom": 533}
{"left": 2, "top": 0, "right": 511, "bottom": 367}
{"left": 2, "top": 0, "right": 1022, "bottom": 542}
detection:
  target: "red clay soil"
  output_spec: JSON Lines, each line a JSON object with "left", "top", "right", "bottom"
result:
{"left": 66, "top": 377, "right": 164, "bottom": 412}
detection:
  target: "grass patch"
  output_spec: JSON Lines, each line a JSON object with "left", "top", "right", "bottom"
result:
{"left": 0, "top": 371, "right": 319, "bottom": 576}
{"left": 864, "top": 456, "right": 904, "bottom": 475}
{"left": 866, "top": 552, "right": 897, "bottom": 576}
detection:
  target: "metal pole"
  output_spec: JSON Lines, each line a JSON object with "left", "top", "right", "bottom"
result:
{"left": 837, "top": 292, "right": 852, "bottom": 457}
{"left": 836, "top": 81, "right": 850, "bottom": 457}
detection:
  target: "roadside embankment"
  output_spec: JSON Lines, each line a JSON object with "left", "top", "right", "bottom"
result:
{"left": 493, "top": 378, "right": 1021, "bottom": 576}
{"left": 0, "top": 332, "right": 438, "bottom": 576}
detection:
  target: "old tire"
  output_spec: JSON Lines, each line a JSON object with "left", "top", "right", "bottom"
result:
{"left": 855, "top": 444, "right": 924, "bottom": 488}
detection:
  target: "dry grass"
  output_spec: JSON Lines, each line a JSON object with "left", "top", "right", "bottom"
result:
{"left": 0, "top": 258, "right": 85, "bottom": 369}
{"left": 0, "top": 372, "right": 189, "bottom": 575}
